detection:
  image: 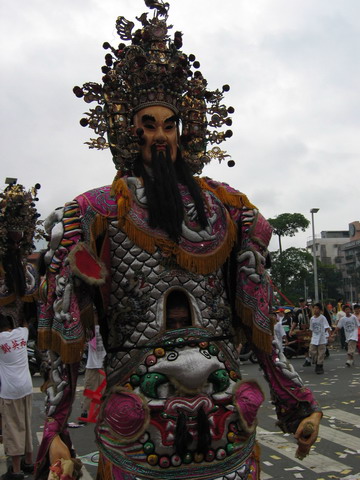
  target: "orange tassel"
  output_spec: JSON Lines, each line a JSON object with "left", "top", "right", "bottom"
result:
{"left": 236, "top": 299, "right": 272, "bottom": 353}
{"left": 122, "top": 211, "right": 237, "bottom": 275}
{"left": 96, "top": 455, "right": 113, "bottom": 480}
{"left": 110, "top": 177, "right": 132, "bottom": 220}
{"left": 0, "top": 293, "right": 16, "bottom": 306}
{"left": 195, "top": 177, "right": 256, "bottom": 209}
{"left": 38, "top": 330, "right": 84, "bottom": 364}
{"left": 90, "top": 214, "right": 109, "bottom": 252}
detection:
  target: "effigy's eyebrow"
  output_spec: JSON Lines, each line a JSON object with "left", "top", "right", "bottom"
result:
{"left": 165, "top": 115, "right": 177, "bottom": 123}
{"left": 141, "top": 114, "right": 156, "bottom": 123}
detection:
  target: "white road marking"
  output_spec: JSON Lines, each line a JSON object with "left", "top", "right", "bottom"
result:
{"left": 33, "top": 386, "right": 84, "bottom": 394}
{"left": 260, "top": 472, "right": 272, "bottom": 479}
{"left": 269, "top": 412, "right": 360, "bottom": 452}
{"left": 324, "top": 409, "right": 360, "bottom": 426}
{"left": 318, "top": 424, "right": 360, "bottom": 452}
{"left": 257, "top": 427, "right": 348, "bottom": 473}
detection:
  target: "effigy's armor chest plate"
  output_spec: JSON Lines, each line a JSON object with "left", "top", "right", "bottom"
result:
{"left": 96, "top": 222, "right": 258, "bottom": 479}
{"left": 106, "top": 220, "right": 235, "bottom": 373}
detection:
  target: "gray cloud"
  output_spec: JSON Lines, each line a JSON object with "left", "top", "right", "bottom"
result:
{"left": 1, "top": 0, "right": 359, "bottom": 247}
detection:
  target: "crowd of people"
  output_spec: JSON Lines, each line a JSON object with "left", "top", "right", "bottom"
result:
{"left": 272, "top": 299, "right": 360, "bottom": 374}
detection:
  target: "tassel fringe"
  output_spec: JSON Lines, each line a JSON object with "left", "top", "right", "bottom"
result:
{"left": 90, "top": 214, "right": 109, "bottom": 254}
{"left": 110, "top": 177, "right": 132, "bottom": 221}
{"left": 96, "top": 455, "right": 113, "bottom": 480}
{"left": 38, "top": 330, "right": 84, "bottom": 364}
{"left": 236, "top": 298, "right": 272, "bottom": 354}
{"left": 121, "top": 211, "right": 237, "bottom": 275}
{"left": 195, "top": 177, "right": 256, "bottom": 210}
{"left": 253, "top": 441, "right": 261, "bottom": 463}
{"left": 109, "top": 175, "right": 239, "bottom": 274}
{"left": 0, "top": 294, "right": 16, "bottom": 306}
{"left": 0, "top": 292, "right": 37, "bottom": 306}
{"left": 22, "top": 292, "right": 38, "bottom": 302}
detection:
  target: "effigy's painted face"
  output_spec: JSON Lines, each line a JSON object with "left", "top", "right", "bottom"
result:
{"left": 133, "top": 105, "right": 178, "bottom": 166}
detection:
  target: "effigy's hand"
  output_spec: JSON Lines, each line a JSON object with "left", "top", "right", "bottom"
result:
{"left": 48, "top": 436, "right": 82, "bottom": 479}
{"left": 49, "top": 435, "right": 71, "bottom": 465}
{"left": 294, "top": 411, "right": 322, "bottom": 459}
{"left": 47, "top": 458, "right": 83, "bottom": 480}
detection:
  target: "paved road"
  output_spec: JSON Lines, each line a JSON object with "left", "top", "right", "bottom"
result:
{"left": 1, "top": 347, "right": 359, "bottom": 479}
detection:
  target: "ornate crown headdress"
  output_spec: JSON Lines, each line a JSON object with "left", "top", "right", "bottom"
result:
{"left": 73, "top": 0, "right": 235, "bottom": 174}
{"left": 0, "top": 182, "right": 43, "bottom": 261}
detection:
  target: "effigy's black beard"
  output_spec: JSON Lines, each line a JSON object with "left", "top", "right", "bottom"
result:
{"left": 142, "top": 146, "right": 184, "bottom": 242}
{"left": 134, "top": 146, "right": 208, "bottom": 242}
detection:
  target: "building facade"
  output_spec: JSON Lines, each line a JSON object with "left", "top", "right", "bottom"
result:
{"left": 337, "top": 222, "right": 360, "bottom": 303}
{"left": 306, "top": 223, "right": 360, "bottom": 304}
{"left": 306, "top": 230, "right": 349, "bottom": 265}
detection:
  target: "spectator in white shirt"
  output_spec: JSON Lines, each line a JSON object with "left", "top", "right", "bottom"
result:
{"left": 333, "top": 305, "right": 359, "bottom": 367}
{"left": 309, "top": 303, "right": 331, "bottom": 375}
{"left": 0, "top": 314, "right": 34, "bottom": 479}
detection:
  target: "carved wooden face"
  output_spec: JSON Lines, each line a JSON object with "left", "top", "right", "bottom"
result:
{"left": 133, "top": 105, "right": 178, "bottom": 166}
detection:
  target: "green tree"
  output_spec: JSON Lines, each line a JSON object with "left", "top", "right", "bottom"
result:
{"left": 270, "top": 247, "right": 313, "bottom": 302}
{"left": 318, "top": 263, "right": 342, "bottom": 302}
{"left": 271, "top": 249, "right": 342, "bottom": 304}
{"left": 268, "top": 213, "right": 310, "bottom": 254}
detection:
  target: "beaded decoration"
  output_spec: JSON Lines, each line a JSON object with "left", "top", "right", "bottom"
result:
{"left": 73, "top": 0, "right": 235, "bottom": 174}
{"left": 0, "top": 182, "right": 43, "bottom": 261}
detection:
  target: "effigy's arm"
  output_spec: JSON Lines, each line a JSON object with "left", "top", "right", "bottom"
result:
{"left": 200, "top": 178, "right": 324, "bottom": 459}
{"left": 233, "top": 205, "right": 322, "bottom": 457}
{"left": 35, "top": 200, "right": 102, "bottom": 479}
{"left": 256, "top": 343, "right": 322, "bottom": 458}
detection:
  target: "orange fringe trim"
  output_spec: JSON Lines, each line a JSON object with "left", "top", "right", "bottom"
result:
{"left": 0, "top": 292, "right": 37, "bottom": 306}
{"left": 121, "top": 210, "right": 237, "bottom": 275}
{"left": 38, "top": 330, "right": 84, "bottom": 364}
{"left": 236, "top": 298, "right": 272, "bottom": 354}
{"left": 37, "top": 329, "right": 51, "bottom": 351}
{"left": 96, "top": 454, "right": 112, "bottom": 480}
{"left": 253, "top": 441, "right": 261, "bottom": 462}
{"left": 0, "top": 294, "right": 16, "bottom": 306}
{"left": 195, "top": 177, "right": 256, "bottom": 210}
{"left": 80, "top": 302, "right": 95, "bottom": 331}
{"left": 21, "top": 292, "right": 38, "bottom": 302}
{"left": 90, "top": 214, "right": 110, "bottom": 255}
{"left": 91, "top": 176, "right": 243, "bottom": 275}
{"left": 253, "top": 442, "right": 261, "bottom": 479}
{"left": 110, "top": 177, "right": 132, "bottom": 220}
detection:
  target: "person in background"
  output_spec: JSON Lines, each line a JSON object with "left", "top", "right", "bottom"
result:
{"left": 273, "top": 313, "right": 288, "bottom": 353}
{"left": 282, "top": 309, "right": 293, "bottom": 332}
{"left": 0, "top": 182, "right": 41, "bottom": 480}
{"left": 0, "top": 315, "right": 34, "bottom": 479}
{"left": 336, "top": 300, "right": 346, "bottom": 349}
{"left": 309, "top": 303, "right": 331, "bottom": 374}
{"left": 354, "top": 304, "right": 360, "bottom": 353}
{"left": 80, "top": 322, "right": 106, "bottom": 420}
{"left": 294, "top": 298, "right": 312, "bottom": 367}
{"left": 276, "top": 308, "right": 285, "bottom": 323}
{"left": 322, "top": 305, "right": 333, "bottom": 358}
{"left": 333, "top": 305, "right": 359, "bottom": 367}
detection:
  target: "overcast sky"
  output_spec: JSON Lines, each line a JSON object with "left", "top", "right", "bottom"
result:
{"left": 1, "top": 0, "right": 359, "bottom": 252}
